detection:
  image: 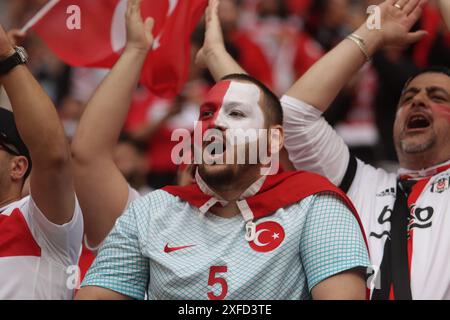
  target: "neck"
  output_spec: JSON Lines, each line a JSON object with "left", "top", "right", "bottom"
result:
{"left": 208, "top": 168, "right": 262, "bottom": 202}
{"left": 0, "top": 180, "right": 22, "bottom": 209}
{"left": 199, "top": 167, "right": 264, "bottom": 219}
{"left": 210, "top": 202, "right": 241, "bottom": 219}
{"left": 399, "top": 149, "right": 450, "bottom": 171}
{"left": 0, "top": 194, "right": 20, "bottom": 209}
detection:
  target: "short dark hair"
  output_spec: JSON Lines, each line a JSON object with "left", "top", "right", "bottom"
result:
{"left": 221, "top": 74, "right": 283, "bottom": 126}
{"left": 403, "top": 66, "right": 450, "bottom": 91}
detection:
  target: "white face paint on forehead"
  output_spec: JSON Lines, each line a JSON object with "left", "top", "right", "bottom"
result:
{"left": 214, "top": 81, "right": 265, "bottom": 130}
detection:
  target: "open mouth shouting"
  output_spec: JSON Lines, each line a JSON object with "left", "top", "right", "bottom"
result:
{"left": 405, "top": 111, "right": 433, "bottom": 133}
{"left": 203, "top": 131, "right": 227, "bottom": 164}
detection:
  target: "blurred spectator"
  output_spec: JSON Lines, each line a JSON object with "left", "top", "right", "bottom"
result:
{"left": 58, "top": 96, "right": 84, "bottom": 140}
{"left": 114, "top": 134, "right": 151, "bottom": 195}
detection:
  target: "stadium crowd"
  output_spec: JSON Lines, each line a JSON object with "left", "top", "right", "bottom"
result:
{"left": 0, "top": 0, "right": 450, "bottom": 300}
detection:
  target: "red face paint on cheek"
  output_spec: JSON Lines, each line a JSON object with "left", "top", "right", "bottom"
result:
{"left": 431, "top": 103, "right": 450, "bottom": 122}
{"left": 196, "top": 80, "right": 232, "bottom": 135}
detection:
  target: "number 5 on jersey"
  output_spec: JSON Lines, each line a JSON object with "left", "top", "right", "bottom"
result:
{"left": 207, "top": 266, "right": 228, "bottom": 300}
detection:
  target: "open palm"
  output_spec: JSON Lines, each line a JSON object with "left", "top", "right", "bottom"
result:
{"left": 126, "top": 0, "right": 154, "bottom": 52}
{"left": 377, "top": 0, "right": 428, "bottom": 47}
{"left": 196, "top": 0, "right": 225, "bottom": 68}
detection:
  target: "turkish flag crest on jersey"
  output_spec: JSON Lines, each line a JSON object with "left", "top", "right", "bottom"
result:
{"left": 31, "top": 0, "right": 207, "bottom": 98}
{"left": 249, "top": 221, "right": 285, "bottom": 253}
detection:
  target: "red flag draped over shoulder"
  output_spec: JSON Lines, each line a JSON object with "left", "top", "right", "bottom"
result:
{"left": 30, "top": 0, "right": 208, "bottom": 98}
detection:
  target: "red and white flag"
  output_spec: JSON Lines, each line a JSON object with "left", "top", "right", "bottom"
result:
{"left": 27, "top": 0, "right": 207, "bottom": 98}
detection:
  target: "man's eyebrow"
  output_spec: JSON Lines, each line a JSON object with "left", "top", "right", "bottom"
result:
{"left": 426, "top": 86, "right": 450, "bottom": 98}
{"left": 401, "top": 87, "right": 420, "bottom": 97}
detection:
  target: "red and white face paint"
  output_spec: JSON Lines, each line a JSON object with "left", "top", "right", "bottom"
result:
{"left": 432, "top": 103, "right": 450, "bottom": 122}
{"left": 197, "top": 80, "right": 265, "bottom": 135}
{"left": 172, "top": 80, "right": 279, "bottom": 173}
{"left": 189, "top": 80, "right": 277, "bottom": 170}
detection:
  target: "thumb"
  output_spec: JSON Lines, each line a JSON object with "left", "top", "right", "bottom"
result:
{"left": 405, "top": 30, "right": 428, "bottom": 45}
{"left": 145, "top": 17, "right": 155, "bottom": 34}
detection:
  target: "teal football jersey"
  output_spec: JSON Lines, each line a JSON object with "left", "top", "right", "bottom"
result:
{"left": 82, "top": 190, "right": 369, "bottom": 300}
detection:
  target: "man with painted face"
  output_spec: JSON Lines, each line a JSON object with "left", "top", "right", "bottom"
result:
{"left": 77, "top": 0, "right": 370, "bottom": 300}
{"left": 279, "top": 0, "right": 450, "bottom": 299}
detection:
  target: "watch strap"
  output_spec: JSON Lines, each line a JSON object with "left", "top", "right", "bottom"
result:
{"left": 0, "top": 50, "right": 26, "bottom": 75}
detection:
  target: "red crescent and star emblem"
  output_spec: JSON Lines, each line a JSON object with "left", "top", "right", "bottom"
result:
{"left": 249, "top": 221, "right": 285, "bottom": 253}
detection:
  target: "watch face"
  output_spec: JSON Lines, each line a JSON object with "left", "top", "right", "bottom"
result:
{"left": 16, "top": 47, "right": 28, "bottom": 63}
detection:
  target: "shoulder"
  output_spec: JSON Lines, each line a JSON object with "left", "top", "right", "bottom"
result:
{"left": 127, "top": 189, "right": 185, "bottom": 220}
{"left": 347, "top": 158, "right": 397, "bottom": 196}
{"left": 1, "top": 196, "right": 32, "bottom": 219}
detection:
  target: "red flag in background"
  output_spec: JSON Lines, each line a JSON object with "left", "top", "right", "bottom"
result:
{"left": 30, "top": 0, "right": 207, "bottom": 98}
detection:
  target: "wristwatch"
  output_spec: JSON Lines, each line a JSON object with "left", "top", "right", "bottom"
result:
{"left": 0, "top": 46, "right": 28, "bottom": 75}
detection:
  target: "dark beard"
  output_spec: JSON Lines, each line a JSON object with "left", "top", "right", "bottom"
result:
{"left": 198, "top": 165, "right": 236, "bottom": 190}
{"left": 197, "top": 163, "right": 262, "bottom": 193}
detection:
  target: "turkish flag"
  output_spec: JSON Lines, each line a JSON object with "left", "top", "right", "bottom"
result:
{"left": 31, "top": 0, "right": 207, "bottom": 98}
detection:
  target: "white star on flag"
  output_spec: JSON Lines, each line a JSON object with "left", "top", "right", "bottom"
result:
{"left": 272, "top": 233, "right": 279, "bottom": 240}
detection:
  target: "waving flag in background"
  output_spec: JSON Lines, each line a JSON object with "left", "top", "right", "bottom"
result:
{"left": 26, "top": 0, "right": 207, "bottom": 98}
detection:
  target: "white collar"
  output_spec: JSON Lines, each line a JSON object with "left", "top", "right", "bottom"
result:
{"left": 194, "top": 169, "right": 267, "bottom": 215}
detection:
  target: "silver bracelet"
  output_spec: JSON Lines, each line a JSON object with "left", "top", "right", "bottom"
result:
{"left": 347, "top": 33, "right": 371, "bottom": 62}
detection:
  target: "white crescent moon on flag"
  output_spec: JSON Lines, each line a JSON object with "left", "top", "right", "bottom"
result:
{"left": 111, "top": 0, "right": 127, "bottom": 53}
{"left": 253, "top": 229, "right": 270, "bottom": 247}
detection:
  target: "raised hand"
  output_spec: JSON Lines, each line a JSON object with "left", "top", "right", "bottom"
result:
{"left": 372, "top": 0, "right": 428, "bottom": 47}
{"left": 196, "top": 0, "right": 226, "bottom": 68}
{"left": 0, "top": 25, "right": 14, "bottom": 60}
{"left": 125, "top": 0, "right": 155, "bottom": 53}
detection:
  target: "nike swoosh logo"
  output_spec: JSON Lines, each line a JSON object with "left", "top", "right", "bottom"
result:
{"left": 164, "top": 243, "right": 196, "bottom": 253}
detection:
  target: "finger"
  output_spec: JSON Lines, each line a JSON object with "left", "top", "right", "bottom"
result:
{"left": 9, "top": 29, "right": 26, "bottom": 37}
{"left": 127, "top": 0, "right": 141, "bottom": 18}
{"left": 393, "top": 0, "right": 408, "bottom": 10}
{"left": 405, "top": 30, "right": 428, "bottom": 44}
{"left": 403, "top": 0, "right": 420, "bottom": 15}
{"left": 145, "top": 17, "right": 154, "bottom": 28}
{"left": 405, "top": 0, "right": 426, "bottom": 28}
{"left": 144, "top": 17, "right": 155, "bottom": 34}
{"left": 208, "top": 0, "right": 219, "bottom": 19}
{"left": 205, "top": 0, "right": 219, "bottom": 26}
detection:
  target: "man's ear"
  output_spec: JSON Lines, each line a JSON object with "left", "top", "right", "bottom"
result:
{"left": 10, "top": 156, "right": 28, "bottom": 182}
{"left": 268, "top": 125, "right": 284, "bottom": 156}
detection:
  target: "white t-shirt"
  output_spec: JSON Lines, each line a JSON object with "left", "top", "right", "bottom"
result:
{"left": 282, "top": 95, "right": 450, "bottom": 299}
{"left": 0, "top": 196, "right": 83, "bottom": 300}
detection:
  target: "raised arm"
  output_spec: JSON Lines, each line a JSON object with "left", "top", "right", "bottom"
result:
{"left": 0, "top": 25, "right": 74, "bottom": 224}
{"left": 71, "top": 0, "right": 154, "bottom": 248}
{"left": 281, "top": 0, "right": 427, "bottom": 185}
{"left": 285, "top": 0, "right": 428, "bottom": 112}
{"left": 196, "top": 0, "right": 246, "bottom": 81}
{"left": 437, "top": 0, "right": 450, "bottom": 30}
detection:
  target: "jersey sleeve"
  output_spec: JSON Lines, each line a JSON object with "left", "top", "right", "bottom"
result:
{"left": 127, "top": 186, "right": 141, "bottom": 206}
{"left": 299, "top": 192, "right": 370, "bottom": 292}
{"left": 81, "top": 201, "right": 149, "bottom": 300}
{"left": 281, "top": 95, "right": 354, "bottom": 187}
{"left": 23, "top": 195, "right": 83, "bottom": 266}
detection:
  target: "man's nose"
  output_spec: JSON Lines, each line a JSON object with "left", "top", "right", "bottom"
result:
{"left": 212, "top": 113, "right": 227, "bottom": 130}
{"left": 411, "top": 91, "right": 428, "bottom": 109}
